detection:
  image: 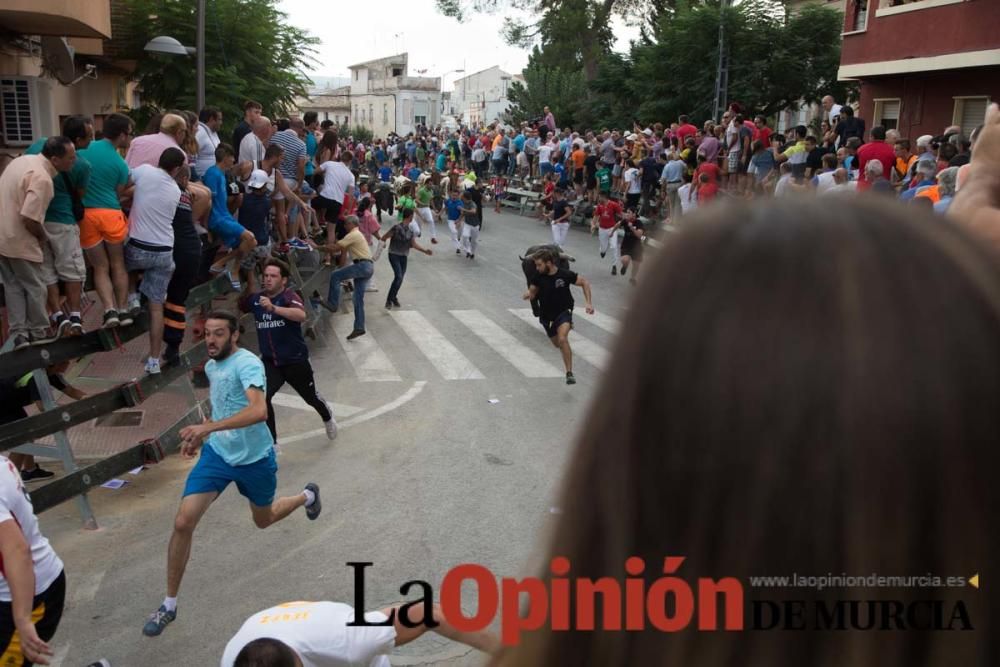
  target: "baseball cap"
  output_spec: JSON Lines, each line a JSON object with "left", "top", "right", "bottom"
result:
{"left": 643, "top": 128, "right": 653, "bottom": 136}
{"left": 247, "top": 169, "right": 269, "bottom": 190}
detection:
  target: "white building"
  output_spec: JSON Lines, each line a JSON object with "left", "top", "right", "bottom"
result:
{"left": 451, "top": 66, "right": 514, "bottom": 127}
{"left": 348, "top": 53, "right": 440, "bottom": 138}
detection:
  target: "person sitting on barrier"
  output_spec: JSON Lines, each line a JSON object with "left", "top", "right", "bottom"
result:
{"left": 0, "top": 361, "right": 86, "bottom": 482}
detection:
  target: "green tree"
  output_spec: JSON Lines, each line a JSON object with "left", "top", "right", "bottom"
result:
{"left": 120, "top": 0, "right": 317, "bottom": 136}
{"left": 437, "top": 0, "right": 649, "bottom": 81}
{"left": 506, "top": 47, "right": 589, "bottom": 128}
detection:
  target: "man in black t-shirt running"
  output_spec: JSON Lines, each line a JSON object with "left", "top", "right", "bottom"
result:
{"left": 523, "top": 248, "right": 594, "bottom": 385}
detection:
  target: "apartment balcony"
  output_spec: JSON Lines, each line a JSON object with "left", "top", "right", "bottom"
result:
{"left": 0, "top": 0, "right": 111, "bottom": 39}
{"left": 368, "top": 76, "right": 441, "bottom": 93}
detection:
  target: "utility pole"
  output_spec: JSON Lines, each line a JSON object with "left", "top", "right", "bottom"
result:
{"left": 712, "top": 0, "right": 729, "bottom": 122}
{"left": 196, "top": 0, "right": 206, "bottom": 112}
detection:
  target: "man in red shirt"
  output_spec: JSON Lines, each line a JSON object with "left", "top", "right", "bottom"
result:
{"left": 676, "top": 114, "right": 698, "bottom": 147}
{"left": 856, "top": 125, "right": 896, "bottom": 191}
{"left": 753, "top": 115, "right": 772, "bottom": 147}
{"left": 590, "top": 191, "right": 623, "bottom": 275}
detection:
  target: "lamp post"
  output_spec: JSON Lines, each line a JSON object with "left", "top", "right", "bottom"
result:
{"left": 143, "top": 0, "right": 206, "bottom": 111}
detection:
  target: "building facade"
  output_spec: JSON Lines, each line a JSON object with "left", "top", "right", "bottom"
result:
{"left": 1, "top": 0, "right": 138, "bottom": 155}
{"left": 295, "top": 85, "right": 351, "bottom": 127}
{"left": 838, "top": 0, "right": 998, "bottom": 139}
{"left": 348, "top": 53, "right": 440, "bottom": 137}
{"left": 451, "top": 66, "right": 513, "bottom": 127}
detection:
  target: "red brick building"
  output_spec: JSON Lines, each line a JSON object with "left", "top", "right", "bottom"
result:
{"left": 838, "top": 0, "right": 999, "bottom": 139}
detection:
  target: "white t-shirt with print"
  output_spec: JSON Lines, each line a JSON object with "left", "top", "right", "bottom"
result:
{"left": 624, "top": 168, "right": 642, "bottom": 194}
{"left": 0, "top": 456, "right": 64, "bottom": 600}
{"left": 220, "top": 601, "right": 395, "bottom": 667}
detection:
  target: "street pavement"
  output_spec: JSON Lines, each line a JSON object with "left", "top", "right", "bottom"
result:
{"left": 38, "top": 203, "right": 646, "bottom": 666}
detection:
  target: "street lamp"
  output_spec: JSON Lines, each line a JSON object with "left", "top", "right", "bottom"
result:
{"left": 143, "top": 0, "right": 206, "bottom": 111}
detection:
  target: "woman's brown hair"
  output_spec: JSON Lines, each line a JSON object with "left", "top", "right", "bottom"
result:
{"left": 496, "top": 197, "right": 998, "bottom": 666}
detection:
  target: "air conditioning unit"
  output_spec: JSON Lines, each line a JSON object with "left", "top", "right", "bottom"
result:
{"left": 1, "top": 77, "right": 54, "bottom": 147}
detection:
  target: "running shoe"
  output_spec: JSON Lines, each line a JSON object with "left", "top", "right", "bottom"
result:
{"left": 11, "top": 333, "right": 30, "bottom": 351}
{"left": 145, "top": 358, "right": 161, "bottom": 375}
{"left": 304, "top": 483, "right": 322, "bottom": 520}
{"left": 102, "top": 310, "right": 120, "bottom": 328}
{"left": 323, "top": 403, "right": 339, "bottom": 440}
{"left": 142, "top": 605, "right": 176, "bottom": 637}
{"left": 384, "top": 300, "right": 393, "bottom": 310}
{"left": 346, "top": 329, "right": 366, "bottom": 340}
{"left": 611, "top": 265, "right": 617, "bottom": 275}
{"left": 621, "top": 264, "right": 628, "bottom": 276}
{"left": 566, "top": 372, "right": 577, "bottom": 385}
{"left": 431, "top": 237, "right": 438, "bottom": 244}
{"left": 69, "top": 315, "right": 84, "bottom": 335}
{"left": 365, "top": 284, "right": 379, "bottom": 292}
{"left": 289, "top": 238, "right": 311, "bottom": 251}
{"left": 455, "top": 248, "right": 462, "bottom": 254}
{"left": 391, "top": 298, "right": 401, "bottom": 308}
{"left": 52, "top": 313, "right": 71, "bottom": 338}
{"left": 21, "top": 467, "right": 55, "bottom": 481}
{"left": 127, "top": 294, "right": 142, "bottom": 318}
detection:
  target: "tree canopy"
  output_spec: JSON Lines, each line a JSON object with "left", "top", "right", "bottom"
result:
{"left": 120, "top": 0, "right": 317, "bottom": 136}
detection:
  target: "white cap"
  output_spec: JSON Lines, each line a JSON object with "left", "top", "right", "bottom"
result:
{"left": 627, "top": 133, "right": 638, "bottom": 141}
{"left": 916, "top": 134, "right": 933, "bottom": 148}
{"left": 643, "top": 128, "right": 653, "bottom": 136}
{"left": 247, "top": 169, "right": 269, "bottom": 189}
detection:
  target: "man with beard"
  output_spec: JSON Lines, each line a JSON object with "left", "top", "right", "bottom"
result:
{"left": 142, "top": 311, "right": 321, "bottom": 638}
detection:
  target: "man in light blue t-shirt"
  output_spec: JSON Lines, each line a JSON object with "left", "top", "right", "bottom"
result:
{"left": 141, "top": 311, "right": 322, "bottom": 638}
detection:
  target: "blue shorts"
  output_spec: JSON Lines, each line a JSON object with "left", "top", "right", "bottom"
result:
{"left": 539, "top": 163, "right": 554, "bottom": 176}
{"left": 210, "top": 216, "right": 247, "bottom": 250}
{"left": 183, "top": 443, "right": 277, "bottom": 507}
{"left": 540, "top": 310, "right": 573, "bottom": 338}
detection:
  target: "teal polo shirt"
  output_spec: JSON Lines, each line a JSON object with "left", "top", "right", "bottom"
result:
{"left": 77, "top": 138, "right": 129, "bottom": 210}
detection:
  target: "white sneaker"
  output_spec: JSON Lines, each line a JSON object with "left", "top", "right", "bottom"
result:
{"left": 323, "top": 402, "right": 338, "bottom": 441}
{"left": 144, "top": 357, "right": 161, "bottom": 375}
{"left": 365, "top": 284, "right": 379, "bottom": 292}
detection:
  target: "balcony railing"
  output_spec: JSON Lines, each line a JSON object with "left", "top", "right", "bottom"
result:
{"left": 367, "top": 76, "right": 441, "bottom": 93}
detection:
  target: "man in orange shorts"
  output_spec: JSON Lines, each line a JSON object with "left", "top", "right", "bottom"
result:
{"left": 77, "top": 113, "right": 134, "bottom": 328}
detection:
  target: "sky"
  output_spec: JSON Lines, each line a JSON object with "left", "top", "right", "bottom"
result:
{"left": 277, "top": 0, "right": 639, "bottom": 91}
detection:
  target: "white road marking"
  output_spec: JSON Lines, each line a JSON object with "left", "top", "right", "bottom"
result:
{"left": 390, "top": 310, "right": 485, "bottom": 380}
{"left": 331, "top": 318, "right": 401, "bottom": 381}
{"left": 451, "top": 310, "right": 563, "bottom": 378}
{"left": 575, "top": 309, "right": 621, "bottom": 334}
{"left": 270, "top": 392, "right": 364, "bottom": 417}
{"left": 508, "top": 309, "right": 608, "bottom": 370}
{"left": 280, "top": 381, "right": 427, "bottom": 445}
{"left": 67, "top": 567, "right": 106, "bottom": 607}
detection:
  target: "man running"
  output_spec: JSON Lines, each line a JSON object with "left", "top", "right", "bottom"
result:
{"left": 523, "top": 248, "right": 594, "bottom": 385}
{"left": 142, "top": 311, "right": 321, "bottom": 637}
{"left": 547, "top": 188, "right": 573, "bottom": 249}
{"left": 221, "top": 600, "right": 499, "bottom": 666}
{"left": 590, "top": 191, "right": 623, "bottom": 275}
{"left": 240, "top": 259, "right": 338, "bottom": 444}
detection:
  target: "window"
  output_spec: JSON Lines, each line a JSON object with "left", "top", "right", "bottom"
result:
{"left": 383, "top": 103, "right": 388, "bottom": 124}
{"left": 953, "top": 97, "right": 989, "bottom": 137}
{"left": 392, "top": 67, "right": 403, "bottom": 77}
{"left": 852, "top": 0, "right": 868, "bottom": 31}
{"left": 355, "top": 71, "right": 359, "bottom": 81}
{"left": 415, "top": 115, "right": 427, "bottom": 127}
{"left": 873, "top": 98, "right": 900, "bottom": 131}
{"left": 369, "top": 105, "right": 374, "bottom": 126}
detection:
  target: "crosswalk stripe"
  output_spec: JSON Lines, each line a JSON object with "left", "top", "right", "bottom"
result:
{"left": 331, "top": 317, "right": 402, "bottom": 381}
{"left": 390, "top": 310, "right": 485, "bottom": 380}
{"left": 575, "top": 309, "right": 621, "bottom": 334}
{"left": 508, "top": 309, "right": 608, "bottom": 370}
{"left": 450, "top": 309, "right": 564, "bottom": 378}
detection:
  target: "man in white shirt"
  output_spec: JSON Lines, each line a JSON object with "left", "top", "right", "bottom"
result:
{"left": 195, "top": 107, "right": 223, "bottom": 177}
{"left": 221, "top": 600, "right": 498, "bottom": 667}
{"left": 125, "top": 147, "right": 184, "bottom": 374}
{"left": 316, "top": 151, "right": 357, "bottom": 226}
{"left": 0, "top": 455, "right": 66, "bottom": 665}
{"left": 822, "top": 95, "right": 843, "bottom": 127}
{"left": 239, "top": 116, "right": 272, "bottom": 167}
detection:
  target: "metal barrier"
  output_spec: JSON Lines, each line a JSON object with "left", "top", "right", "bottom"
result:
{"left": 0, "top": 250, "right": 330, "bottom": 527}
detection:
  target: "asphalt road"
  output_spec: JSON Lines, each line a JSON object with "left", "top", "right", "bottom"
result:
{"left": 38, "top": 204, "right": 644, "bottom": 666}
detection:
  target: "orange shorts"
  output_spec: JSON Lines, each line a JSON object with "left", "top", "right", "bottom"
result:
{"left": 80, "top": 208, "right": 128, "bottom": 249}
